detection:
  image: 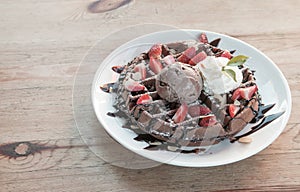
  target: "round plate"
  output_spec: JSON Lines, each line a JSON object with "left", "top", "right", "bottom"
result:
{"left": 91, "top": 29, "right": 292, "bottom": 167}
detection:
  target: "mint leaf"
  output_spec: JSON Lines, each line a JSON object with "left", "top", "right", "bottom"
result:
{"left": 227, "top": 55, "right": 249, "bottom": 66}
{"left": 222, "top": 68, "right": 237, "bottom": 82}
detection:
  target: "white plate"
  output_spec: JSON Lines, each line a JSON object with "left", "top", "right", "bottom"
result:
{"left": 91, "top": 29, "right": 292, "bottom": 167}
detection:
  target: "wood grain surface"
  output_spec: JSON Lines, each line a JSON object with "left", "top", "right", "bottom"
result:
{"left": 1, "top": 0, "right": 300, "bottom": 191}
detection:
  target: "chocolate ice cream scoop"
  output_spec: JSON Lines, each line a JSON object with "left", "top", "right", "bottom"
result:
{"left": 155, "top": 62, "right": 203, "bottom": 103}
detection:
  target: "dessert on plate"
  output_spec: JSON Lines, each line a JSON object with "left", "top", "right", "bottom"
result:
{"left": 100, "top": 33, "right": 283, "bottom": 151}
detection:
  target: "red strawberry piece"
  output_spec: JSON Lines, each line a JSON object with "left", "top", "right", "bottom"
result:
{"left": 124, "top": 79, "right": 145, "bottom": 92}
{"left": 220, "top": 50, "right": 232, "bottom": 59}
{"left": 188, "top": 105, "right": 211, "bottom": 117}
{"left": 136, "top": 94, "right": 153, "bottom": 105}
{"left": 172, "top": 103, "right": 188, "bottom": 123}
{"left": 229, "top": 104, "right": 240, "bottom": 118}
{"left": 199, "top": 116, "right": 217, "bottom": 127}
{"left": 134, "top": 63, "right": 146, "bottom": 80}
{"left": 162, "top": 55, "right": 176, "bottom": 65}
{"left": 177, "top": 47, "right": 196, "bottom": 64}
{"left": 189, "top": 51, "right": 207, "bottom": 66}
{"left": 149, "top": 57, "right": 163, "bottom": 74}
{"left": 231, "top": 85, "right": 258, "bottom": 100}
{"left": 148, "top": 44, "right": 162, "bottom": 59}
{"left": 240, "top": 85, "right": 258, "bottom": 100}
{"left": 231, "top": 88, "right": 241, "bottom": 101}
{"left": 199, "top": 33, "right": 209, "bottom": 44}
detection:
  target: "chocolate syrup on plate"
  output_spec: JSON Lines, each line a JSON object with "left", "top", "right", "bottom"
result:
{"left": 231, "top": 111, "right": 285, "bottom": 142}
{"left": 134, "top": 134, "right": 204, "bottom": 154}
{"left": 250, "top": 103, "right": 275, "bottom": 123}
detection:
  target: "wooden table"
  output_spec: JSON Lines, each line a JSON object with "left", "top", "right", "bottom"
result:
{"left": 1, "top": 0, "right": 299, "bottom": 191}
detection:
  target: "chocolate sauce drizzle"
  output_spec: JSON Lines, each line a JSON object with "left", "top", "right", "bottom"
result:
{"left": 250, "top": 103, "right": 275, "bottom": 123}
{"left": 134, "top": 134, "right": 204, "bottom": 154}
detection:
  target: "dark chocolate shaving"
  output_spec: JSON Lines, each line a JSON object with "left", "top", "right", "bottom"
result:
{"left": 134, "top": 134, "right": 161, "bottom": 143}
{"left": 230, "top": 50, "right": 236, "bottom": 54}
{"left": 112, "top": 66, "right": 125, "bottom": 73}
{"left": 108, "top": 110, "right": 129, "bottom": 119}
{"left": 209, "top": 38, "right": 221, "bottom": 47}
{"left": 107, "top": 112, "right": 116, "bottom": 117}
{"left": 100, "top": 82, "right": 117, "bottom": 93}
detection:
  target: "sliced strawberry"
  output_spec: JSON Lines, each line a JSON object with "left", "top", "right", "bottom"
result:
{"left": 149, "top": 57, "right": 163, "bottom": 74}
{"left": 124, "top": 79, "right": 145, "bottom": 92}
{"left": 172, "top": 103, "right": 188, "bottom": 123}
{"left": 188, "top": 105, "right": 211, "bottom": 117}
{"left": 232, "top": 85, "right": 258, "bottom": 101}
{"left": 163, "top": 55, "right": 175, "bottom": 65}
{"left": 134, "top": 63, "right": 146, "bottom": 80}
{"left": 177, "top": 47, "right": 196, "bottom": 64}
{"left": 229, "top": 104, "right": 240, "bottom": 118}
{"left": 240, "top": 85, "right": 258, "bottom": 100}
{"left": 199, "top": 33, "right": 209, "bottom": 44}
{"left": 189, "top": 51, "right": 207, "bottom": 66}
{"left": 220, "top": 50, "right": 232, "bottom": 59}
{"left": 136, "top": 94, "right": 153, "bottom": 105}
{"left": 199, "top": 116, "right": 217, "bottom": 127}
{"left": 148, "top": 44, "right": 162, "bottom": 59}
{"left": 231, "top": 88, "right": 241, "bottom": 101}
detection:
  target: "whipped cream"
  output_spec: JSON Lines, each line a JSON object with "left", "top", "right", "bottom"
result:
{"left": 196, "top": 56, "right": 243, "bottom": 94}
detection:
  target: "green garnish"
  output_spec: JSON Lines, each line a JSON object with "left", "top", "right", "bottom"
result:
{"left": 227, "top": 55, "right": 249, "bottom": 66}
{"left": 222, "top": 55, "right": 249, "bottom": 82}
{"left": 222, "top": 68, "right": 237, "bottom": 82}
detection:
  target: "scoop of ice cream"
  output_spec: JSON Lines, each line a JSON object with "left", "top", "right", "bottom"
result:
{"left": 155, "top": 62, "right": 203, "bottom": 103}
{"left": 197, "top": 56, "right": 243, "bottom": 94}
